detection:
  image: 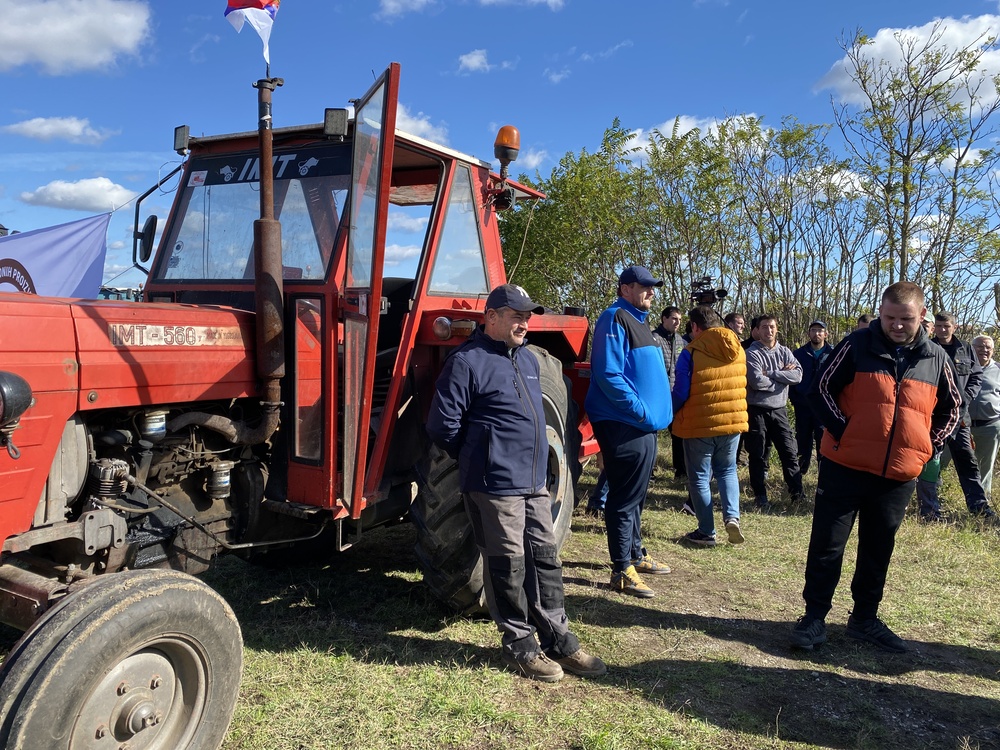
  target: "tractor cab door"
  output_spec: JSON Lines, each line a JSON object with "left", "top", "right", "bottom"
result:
{"left": 340, "top": 63, "right": 400, "bottom": 518}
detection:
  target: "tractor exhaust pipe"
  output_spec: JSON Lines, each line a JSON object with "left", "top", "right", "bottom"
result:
{"left": 252, "top": 77, "right": 285, "bottom": 431}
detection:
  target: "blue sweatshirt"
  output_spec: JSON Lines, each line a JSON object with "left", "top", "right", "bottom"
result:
{"left": 585, "top": 298, "right": 672, "bottom": 431}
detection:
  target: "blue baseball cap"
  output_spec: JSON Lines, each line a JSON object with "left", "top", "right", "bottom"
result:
{"left": 485, "top": 284, "right": 545, "bottom": 314}
{"left": 618, "top": 265, "right": 664, "bottom": 288}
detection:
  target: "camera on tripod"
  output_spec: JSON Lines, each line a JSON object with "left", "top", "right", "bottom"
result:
{"left": 690, "top": 276, "right": 728, "bottom": 306}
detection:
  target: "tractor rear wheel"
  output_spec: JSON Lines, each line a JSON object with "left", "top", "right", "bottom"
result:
{"left": 413, "top": 345, "right": 581, "bottom": 614}
{"left": 0, "top": 569, "right": 242, "bottom": 750}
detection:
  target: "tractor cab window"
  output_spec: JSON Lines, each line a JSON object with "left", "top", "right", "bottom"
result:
{"left": 155, "top": 142, "right": 351, "bottom": 282}
{"left": 427, "top": 166, "right": 488, "bottom": 295}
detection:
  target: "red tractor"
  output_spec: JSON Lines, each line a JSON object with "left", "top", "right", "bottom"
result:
{"left": 0, "top": 63, "right": 593, "bottom": 748}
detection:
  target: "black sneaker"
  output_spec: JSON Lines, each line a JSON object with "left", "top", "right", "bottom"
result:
{"left": 753, "top": 498, "right": 773, "bottom": 513}
{"left": 845, "top": 615, "right": 908, "bottom": 653}
{"left": 972, "top": 504, "right": 997, "bottom": 520}
{"left": 790, "top": 615, "right": 827, "bottom": 650}
{"left": 683, "top": 529, "right": 717, "bottom": 547}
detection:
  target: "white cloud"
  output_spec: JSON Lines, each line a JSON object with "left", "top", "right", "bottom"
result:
{"left": 19, "top": 177, "right": 139, "bottom": 211}
{"left": 396, "top": 104, "right": 449, "bottom": 144}
{"left": 517, "top": 148, "right": 548, "bottom": 170}
{"left": 459, "top": 49, "right": 491, "bottom": 73}
{"left": 479, "top": 0, "right": 564, "bottom": 9}
{"left": 376, "top": 0, "right": 436, "bottom": 19}
{"left": 2, "top": 117, "right": 118, "bottom": 145}
{"left": 627, "top": 115, "right": 727, "bottom": 153}
{"left": 384, "top": 243, "right": 421, "bottom": 266}
{"left": 817, "top": 15, "right": 1000, "bottom": 105}
{"left": 0, "top": 0, "right": 151, "bottom": 75}
{"left": 388, "top": 213, "right": 428, "bottom": 233}
{"left": 578, "top": 40, "right": 633, "bottom": 62}
{"left": 189, "top": 34, "right": 220, "bottom": 64}
{"left": 544, "top": 67, "right": 570, "bottom": 84}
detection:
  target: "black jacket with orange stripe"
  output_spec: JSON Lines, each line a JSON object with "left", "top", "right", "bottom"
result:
{"left": 807, "top": 319, "right": 961, "bottom": 482}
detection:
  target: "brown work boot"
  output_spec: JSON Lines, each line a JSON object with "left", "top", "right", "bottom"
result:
{"left": 554, "top": 649, "right": 607, "bottom": 677}
{"left": 501, "top": 651, "right": 564, "bottom": 682}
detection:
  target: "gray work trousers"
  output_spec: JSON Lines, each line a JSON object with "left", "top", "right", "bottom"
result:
{"left": 465, "top": 490, "right": 579, "bottom": 661}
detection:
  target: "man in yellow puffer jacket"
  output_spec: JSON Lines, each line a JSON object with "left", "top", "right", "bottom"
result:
{"left": 671, "top": 305, "right": 750, "bottom": 546}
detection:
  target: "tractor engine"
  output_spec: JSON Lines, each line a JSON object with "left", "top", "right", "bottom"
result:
{"left": 15, "top": 402, "right": 267, "bottom": 586}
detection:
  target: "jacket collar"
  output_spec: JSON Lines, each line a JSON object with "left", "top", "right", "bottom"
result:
{"left": 614, "top": 297, "right": 650, "bottom": 323}
{"left": 470, "top": 325, "right": 526, "bottom": 355}
{"left": 867, "top": 318, "right": 933, "bottom": 357}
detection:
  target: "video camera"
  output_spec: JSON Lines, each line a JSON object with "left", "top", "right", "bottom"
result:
{"left": 690, "top": 276, "right": 728, "bottom": 306}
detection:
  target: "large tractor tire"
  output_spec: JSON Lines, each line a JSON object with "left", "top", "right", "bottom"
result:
{"left": 0, "top": 569, "right": 243, "bottom": 750}
{"left": 413, "top": 344, "right": 582, "bottom": 615}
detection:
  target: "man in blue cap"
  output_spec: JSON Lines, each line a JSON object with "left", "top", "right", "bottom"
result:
{"left": 428, "top": 283, "right": 607, "bottom": 682}
{"left": 586, "top": 265, "right": 673, "bottom": 597}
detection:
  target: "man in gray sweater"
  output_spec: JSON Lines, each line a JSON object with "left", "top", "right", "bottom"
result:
{"left": 746, "top": 314, "right": 804, "bottom": 509}
{"left": 971, "top": 335, "right": 1000, "bottom": 501}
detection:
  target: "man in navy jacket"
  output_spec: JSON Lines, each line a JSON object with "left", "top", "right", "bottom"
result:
{"left": 428, "top": 284, "right": 606, "bottom": 683}
{"left": 790, "top": 321, "right": 834, "bottom": 475}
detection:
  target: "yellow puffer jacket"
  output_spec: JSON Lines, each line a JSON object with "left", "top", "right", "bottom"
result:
{"left": 671, "top": 326, "right": 749, "bottom": 438}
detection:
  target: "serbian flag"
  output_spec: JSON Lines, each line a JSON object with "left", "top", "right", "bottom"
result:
{"left": 225, "top": 0, "right": 280, "bottom": 63}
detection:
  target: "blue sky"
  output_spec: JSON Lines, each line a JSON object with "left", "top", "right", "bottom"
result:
{"left": 2, "top": 0, "right": 999, "bottom": 290}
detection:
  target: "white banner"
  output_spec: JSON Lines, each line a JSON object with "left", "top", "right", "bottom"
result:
{"left": 0, "top": 213, "right": 110, "bottom": 298}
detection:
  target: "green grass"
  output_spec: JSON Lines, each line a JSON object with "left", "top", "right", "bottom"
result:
{"left": 2, "top": 450, "right": 996, "bottom": 749}
{"left": 199, "top": 453, "right": 1000, "bottom": 750}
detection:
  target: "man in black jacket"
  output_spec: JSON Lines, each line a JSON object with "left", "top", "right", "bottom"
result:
{"left": 652, "top": 306, "right": 686, "bottom": 480}
{"left": 915, "top": 311, "right": 996, "bottom": 520}
{"left": 791, "top": 283, "right": 961, "bottom": 654}
{"left": 427, "top": 284, "right": 606, "bottom": 682}
{"left": 790, "top": 321, "right": 834, "bottom": 475}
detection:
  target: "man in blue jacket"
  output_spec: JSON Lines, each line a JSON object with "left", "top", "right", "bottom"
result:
{"left": 427, "top": 284, "right": 606, "bottom": 683}
{"left": 587, "top": 265, "right": 673, "bottom": 598}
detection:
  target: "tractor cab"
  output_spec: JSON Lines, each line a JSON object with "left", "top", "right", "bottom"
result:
{"left": 139, "top": 63, "right": 587, "bottom": 532}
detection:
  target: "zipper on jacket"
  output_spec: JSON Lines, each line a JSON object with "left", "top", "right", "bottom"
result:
{"left": 509, "top": 351, "right": 527, "bottom": 415}
{"left": 881, "top": 353, "right": 905, "bottom": 477}
{"left": 511, "top": 349, "right": 543, "bottom": 488}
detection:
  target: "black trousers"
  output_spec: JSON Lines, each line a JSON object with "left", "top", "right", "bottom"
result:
{"left": 747, "top": 405, "right": 802, "bottom": 500}
{"left": 802, "top": 459, "right": 913, "bottom": 621}
{"left": 670, "top": 431, "right": 686, "bottom": 477}
{"left": 793, "top": 402, "right": 824, "bottom": 475}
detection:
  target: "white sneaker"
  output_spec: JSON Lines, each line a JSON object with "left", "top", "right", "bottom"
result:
{"left": 725, "top": 518, "right": 745, "bottom": 544}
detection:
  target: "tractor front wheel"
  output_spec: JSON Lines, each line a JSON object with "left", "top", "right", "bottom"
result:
{"left": 0, "top": 569, "right": 243, "bottom": 750}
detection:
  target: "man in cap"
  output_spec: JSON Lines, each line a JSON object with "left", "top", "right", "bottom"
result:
{"left": 790, "top": 321, "right": 834, "bottom": 475}
{"left": 427, "top": 283, "right": 606, "bottom": 682}
{"left": 586, "top": 265, "right": 673, "bottom": 598}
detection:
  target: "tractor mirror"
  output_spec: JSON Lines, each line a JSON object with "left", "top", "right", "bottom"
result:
{"left": 136, "top": 215, "right": 158, "bottom": 263}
